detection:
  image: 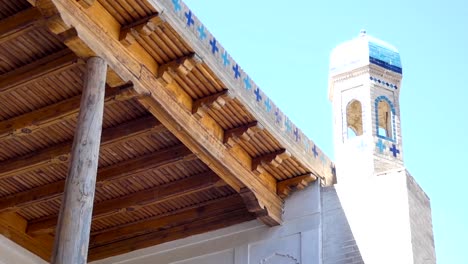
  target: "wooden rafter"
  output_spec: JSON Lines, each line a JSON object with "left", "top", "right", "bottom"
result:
{"left": 87, "top": 195, "right": 253, "bottom": 260}
{"left": 0, "top": 144, "right": 195, "bottom": 214}
{"left": 27, "top": 170, "right": 220, "bottom": 235}
{"left": 0, "top": 8, "right": 44, "bottom": 44}
{"left": 0, "top": 49, "right": 80, "bottom": 95}
{"left": 0, "top": 116, "right": 163, "bottom": 180}
{"left": 0, "top": 83, "right": 137, "bottom": 140}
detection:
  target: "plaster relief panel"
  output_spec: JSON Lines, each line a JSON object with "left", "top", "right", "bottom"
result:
{"left": 249, "top": 233, "right": 301, "bottom": 264}
{"left": 260, "top": 253, "right": 299, "bottom": 264}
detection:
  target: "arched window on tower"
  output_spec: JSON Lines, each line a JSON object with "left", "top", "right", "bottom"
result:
{"left": 375, "top": 96, "right": 395, "bottom": 141}
{"left": 346, "top": 100, "right": 363, "bottom": 139}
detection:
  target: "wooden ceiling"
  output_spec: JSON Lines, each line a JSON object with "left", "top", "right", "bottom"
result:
{"left": 0, "top": 0, "right": 334, "bottom": 261}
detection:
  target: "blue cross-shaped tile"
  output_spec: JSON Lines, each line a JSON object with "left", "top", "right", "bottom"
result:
{"left": 284, "top": 118, "right": 292, "bottom": 133}
{"left": 243, "top": 76, "right": 251, "bottom": 90}
{"left": 376, "top": 139, "right": 386, "bottom": 153}
{"left": 275, "top": 108, "right": 282, "bottom": 124}
{"left": 320, "top": 154, "right": 326, "bottom": 165}
{"left": 222, "top": 51, "right": 230, "bottom": 66}
{"left": 293, "top": 127, "right": 300, "bottom": 142}
{"left": 254, "top": 88, "right": 262, "bottom": 102}
{"left": 172, "top": 0, "right": 181, "bottom": 12}
{"left": 197, "top": 25, "right": 207, "bottom": 40}
{"left": 312, "top": 144, "right": 318, "bottom": 158}
{"left": 232, "top": 64, "right": 241, "bottom": 79}
{"left": 304, "top": 140, "right": 310, "bottom": 153}
{"left": 185, "top": 11, "right": 194, "bottom": 27}
{"left": 390, "top": 144, "right": 400, "bottom": 157}
{"left": 209, "top": 38, "right": 219, "bottom": 54}
{"left": 264, "top": 98, "right": 272, "bottom": 112}
{"left": 358, "top": 139, "right": 367, "bottom": 151}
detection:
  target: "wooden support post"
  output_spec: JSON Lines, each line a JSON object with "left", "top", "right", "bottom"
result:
{"left": 51, "top": 57, "right": 107, "bottom": 264}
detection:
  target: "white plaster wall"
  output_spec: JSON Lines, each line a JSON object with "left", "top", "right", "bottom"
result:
{"left": 90, "top": 182, "right": 323, "bottom": 264}
{"left": 0, "top": 236, "right": 47, "bottom": 264}
{"left": 335, "top": 169, "right": 414, "bottom": 264}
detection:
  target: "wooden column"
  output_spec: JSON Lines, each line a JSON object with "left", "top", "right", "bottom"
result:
{"left": 51, "top": 57, "right": 107, "bottom": 264}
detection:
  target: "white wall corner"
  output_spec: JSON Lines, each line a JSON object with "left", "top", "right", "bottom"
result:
{"left": 0, "top": 235, "right": 47, "bottom": 264}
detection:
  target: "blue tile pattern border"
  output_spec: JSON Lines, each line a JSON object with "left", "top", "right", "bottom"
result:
{"left": 164, "top": 0, "right": 333, "bottom": 176}
{"left": 369, "top": 76, "right": 398, "bottom": 89}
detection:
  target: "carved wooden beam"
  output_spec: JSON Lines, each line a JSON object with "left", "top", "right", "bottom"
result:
{"left": 119, "top": 13, "right": 164, "bottom": 46}
{"left": 239, "top": 188, "right": 279, "bottom": 226}
{"left": 0, "top": 83, "right": 137, "bottom": 140}
{"left": 157, "top": 53, "right": 203, "bottom": 85}
{"left": 0, "top": 49, "right": 80, "bottom": 95}
{"left": 0, "top": 144, "right": 195, "bottom": 215}
{"left": 191, "top": 90, "right": 233, "bottom": 119}
{"left": 0, "top": 8, "right": 44, "bottom": 44}
{"left": 0, "top": 116, "right": 163, "bottom": 180}
{"left": 277, "top": 173, "right": 318, "bottom": 198}
{"left": 57, "top": 27, "right": 96, "bottom": 57}
{"left": 252, "top": 149, "right": 291, "bottom": 174}
{"left": 87, "top": 195, "right": 252, "bottom": 261}
{"left": 27, "top": 169, "right": 214, "bottom": 235}
{"left": 223, "top": 121, "right": 262, "bottom": 148}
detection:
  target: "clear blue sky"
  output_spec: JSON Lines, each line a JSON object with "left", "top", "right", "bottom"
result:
{"left": 183, "top": 0, "right": 467, "bottom": 263}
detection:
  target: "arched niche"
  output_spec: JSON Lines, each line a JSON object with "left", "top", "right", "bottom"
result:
{"left": 346, "top": 100, "right": 363, "bottom": 139}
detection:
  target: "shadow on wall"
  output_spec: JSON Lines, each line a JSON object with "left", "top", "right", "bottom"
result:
{"left": 321, "top": 186, "right": 364, "bottom": 264}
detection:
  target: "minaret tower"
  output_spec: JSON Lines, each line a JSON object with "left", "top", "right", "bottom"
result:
{"left": 322, "top": 31, "right": 436, "bottom": 264}
{"left": 329, "top": 30, "right": 404, "bottom": 181}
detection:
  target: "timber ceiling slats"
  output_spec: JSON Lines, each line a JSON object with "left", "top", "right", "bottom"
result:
{"left": 0, "top": 21, "right": 66, "bottom": 73}
{"left": 98, "top": 0, "right": 156, "bottom": 25}
{"left": 0, "top": 58, "right": 83, "bottom": 121}
{"left": 25, "top": 170, "right": 222, "bottom": 235}
{"left": 0, "top": 0, "right": 30, "bottom": 20}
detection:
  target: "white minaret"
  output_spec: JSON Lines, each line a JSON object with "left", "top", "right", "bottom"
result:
{"left": 323, "top": 31, "right": 436, "bottom": 264}
{"left": 329, "top": 29, "right": 404, "bottom": 181}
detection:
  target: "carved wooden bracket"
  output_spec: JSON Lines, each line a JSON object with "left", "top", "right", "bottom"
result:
{"left": 252, "top": 149, "right": 291, "bottom": 175}
{"left": 157, "top": 53, "right": 203, "bottom": 85}
{"left": 192, "top": 90, "right": 233, "bottom": 119}
{"left": 223, "top": 121, "right": 262, "bottom": 148}
{"left": 277, "top": 173, "right": 317, "bottom": 198}
{"left": 119, "top": 13, "right": 165, "bottom": 46}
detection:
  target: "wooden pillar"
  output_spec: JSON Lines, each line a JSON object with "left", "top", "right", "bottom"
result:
{"left": 51, "top": 57, "right": 107, "bottom": 264}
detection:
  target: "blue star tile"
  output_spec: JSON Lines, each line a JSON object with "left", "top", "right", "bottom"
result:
{"left": 209, "top": 38, "right": 219, "bottom": 54}
{"left": 172, "top": 0, "right": 181, "bottom": 12}
{"left": 197, "top": 25, "right": 207, "bottom": 40}
{"left": 222, "top": 51, "right": 230, "bottom": 66}
{"left": 184, "top": 11, "right": 194, "bottom": 27}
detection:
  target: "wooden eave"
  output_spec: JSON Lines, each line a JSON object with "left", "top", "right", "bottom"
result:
{"left": 0, "top": 0, "right": 335, "bottom": 261}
